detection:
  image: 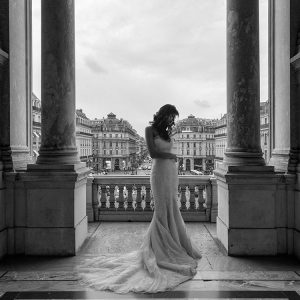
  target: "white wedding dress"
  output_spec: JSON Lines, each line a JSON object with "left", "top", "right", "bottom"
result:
{"left": 79, "top": 136, "right": 202, "bottom": 293}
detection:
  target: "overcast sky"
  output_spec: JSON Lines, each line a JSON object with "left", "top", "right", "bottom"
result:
{"left": 32, "top": 0, "right": 268, "bottom": 136}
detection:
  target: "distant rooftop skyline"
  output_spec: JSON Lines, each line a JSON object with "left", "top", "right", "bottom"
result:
{"left": 32, "top": 0, "right": 268, "bottom": 136}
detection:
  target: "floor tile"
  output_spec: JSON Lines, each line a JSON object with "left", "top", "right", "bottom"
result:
{"left": 0, "top": 290, "right": 299, "bottom": 299}
{"left": 0, "top": 272, "right": 79, "bottom": 281}
{"left": 194, "top": 271, "right": 300, "bottom": 281}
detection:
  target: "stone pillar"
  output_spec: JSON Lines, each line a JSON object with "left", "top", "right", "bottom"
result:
{"left": 25, "top": 0, "right": 88, "bottom": 255}
{"left": 0, "top": 0, "right": 32, "bottom": 171}
{"left": 37, "top": 0, "right": 79, "bottom": 165}
{"left": 224, "top": 0, "right": 264, "bottom": 166}
{"left": 290, "top": 16, "right": 300, "bottom": 259}
{"left": 215, "top": 0, "right": 278, "bottom": 255}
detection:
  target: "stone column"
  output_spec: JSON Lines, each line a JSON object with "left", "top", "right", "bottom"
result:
{"left": 37, "top": 0, "right": 79, "bottom": 164}
{"left": 215, "top": 0, "right": 278, "bottom": 256}
{"left": 224, "top": 0, "right": 264, "bottom": 166}
{"left": 25, "top": 0, "right": 88, "bottom": 256}
{"left": 0, "top": 0, "right": 32, "bottom": 171}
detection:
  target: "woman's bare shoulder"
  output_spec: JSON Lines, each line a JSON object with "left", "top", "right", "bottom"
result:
{"left": 145, "top": 126, "right": 158, "bottom": 136}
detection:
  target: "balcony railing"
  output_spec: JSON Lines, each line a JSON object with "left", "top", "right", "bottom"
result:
{"left": 86, "top": 175, "right": 217, "bottom": 223}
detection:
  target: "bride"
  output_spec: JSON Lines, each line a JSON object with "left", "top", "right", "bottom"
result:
{"left": 79, "top": 104, "right": 202, "bottom": 293}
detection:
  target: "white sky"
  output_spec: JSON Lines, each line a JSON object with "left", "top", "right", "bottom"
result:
{"left": 32, "top": 0, "right": 268, "bottom": 136}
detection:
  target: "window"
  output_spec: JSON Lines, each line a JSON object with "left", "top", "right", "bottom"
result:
{"left": 187, "top": 134, "right": 189, "bottom": 138}
{"left": 194, "top": 142, "right": 196, "bottom": 147}
{"left": 264, "top": 134, "right": 267, "bottom": 145}
{"left": 194, "top": 150, "right": 196, "bottom": 155}
{"left": 187, "top": 142, "right": 189, "bottom": 148}
{"left": 187, "top": 150, "right": 190, "bottom": 155}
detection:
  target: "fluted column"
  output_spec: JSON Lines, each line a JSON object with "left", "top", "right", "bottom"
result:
{"left": 224, "top": 0, "right": 264, "bottom": 166}
{"left": 37, "top": 0, "right": 79, "bottom": 164}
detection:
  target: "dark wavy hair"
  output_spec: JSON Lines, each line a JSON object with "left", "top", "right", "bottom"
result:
{"left": 152, "top": 104, "right": 179, "bottom": 141}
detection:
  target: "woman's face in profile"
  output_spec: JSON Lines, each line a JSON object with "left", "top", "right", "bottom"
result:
{"left": 167, "top": 114, "right": 178, "bottom": 127}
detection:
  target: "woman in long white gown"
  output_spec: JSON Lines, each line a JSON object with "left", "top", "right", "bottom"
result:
{"left": 79, "top": 104, "right": 202, "bottom": 293}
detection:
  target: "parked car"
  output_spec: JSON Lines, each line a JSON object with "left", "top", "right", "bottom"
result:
{"left": 190, "top": 169, "right": 204, "bottom": 175}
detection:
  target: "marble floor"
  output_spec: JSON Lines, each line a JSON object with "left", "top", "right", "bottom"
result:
{"left": 1, "top": 222, "right": 300, "bottom": 300}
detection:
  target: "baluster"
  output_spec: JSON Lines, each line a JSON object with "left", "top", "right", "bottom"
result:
{"left": 132, "top": 184, "right": 137, "bottom": 211}
{"left": 150, "top": 188, "right": 155, "bottom": 211}
{"left": 114, "top": 185, "right": 120, "bottom": 210}
{"left": 105, "top": 185, "right": 110, "bottom": 208}
{"left": 194, "top": 186, "right": 200, "bottom": 210}
{"left": 97, "top": 185, "right": 102, "bottom": 208}
{"left": 185, "top": 186, "right": 191, "bottom": 210}
{"left": 141, "top": 185, "right": 147, "bottom": 211}
{"left": 202, "top": 185, "right": 207, "bottom": 208}
{"left": 123, "top": 186, "right": 129, "bottom": 210}
{"left": 177, "top": 185, "right": 182, "bottom": 209}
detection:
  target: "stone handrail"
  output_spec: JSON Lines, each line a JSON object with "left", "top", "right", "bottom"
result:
{"left": 86, "top": 175, "right": 217, "bottom": 222}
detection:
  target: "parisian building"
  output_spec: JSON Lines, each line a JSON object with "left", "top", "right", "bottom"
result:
{"left": 91, "top": 113, "right": 140, "bottom": 172}
{"left": 214, "top": 101, "right": 270, "bottom": 167}
{"left": 260, "top": 101, "right": 270, "bottom": 163}
{"left": 173, "top": 115, "right": 216, "bottom": 173}
{"left": 214, "top": 114, "right": 227, "bottom": 169}
{"left": 75, "top": 109, "right": 93, "bottom": 164}
{"left": 32, "top": 93, "right": 41, "bottom": 162}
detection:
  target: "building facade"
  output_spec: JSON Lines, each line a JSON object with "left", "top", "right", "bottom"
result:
{"left": 91, "top": 113, "right": 138, "bottom": 172}
{"left": 75, "top": 109, "right": 93, "bottom": 164}
{"left": 213, "top": 102, "right": 269, "bottom": 168}
{"left": 260, "top": 101, "right": 270, "bottom": 163}
{"left": 173, "top": 115, "right": 216, "bottom": 174}
{"left": 32, "top": 93, "right": 41, "bottom": 162}
{"left": 214, "top": 114, "right": 227, "bottom": 169}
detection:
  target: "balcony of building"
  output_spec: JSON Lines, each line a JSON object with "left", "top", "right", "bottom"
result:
{"left": 1, "top": 0, "right": 300, "bottom": 298}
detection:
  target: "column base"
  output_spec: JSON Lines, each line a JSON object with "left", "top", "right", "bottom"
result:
{"left": 268, "top": 149, "right": 290, "bottom": 172}
{"left": 36, "top": 148, "right": 80, "bottom": 165}
{"left": 224, "top": 151, "right": 265, "bottom": 166}
{"left": 23, "top": 162, "right": 89, "bottom": 255}
{"left": 215, "top": 163, "right": 278, "bottom": 255}
{"left": 1, "top": 145, "right": 32, "bottom": 171}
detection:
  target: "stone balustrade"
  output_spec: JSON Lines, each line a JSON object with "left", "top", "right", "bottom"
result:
{"left": 86, "top": 175, "right": 217, "bottom": 222}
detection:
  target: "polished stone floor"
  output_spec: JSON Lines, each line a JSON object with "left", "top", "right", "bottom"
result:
{"left": 1, "top": 222, "right": 300, "bottom": 300}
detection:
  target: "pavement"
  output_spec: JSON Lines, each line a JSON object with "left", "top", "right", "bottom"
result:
{"left": 1, "top": 222, "right": 300, "bottom": 300}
